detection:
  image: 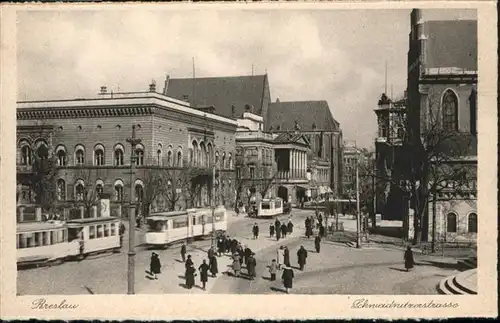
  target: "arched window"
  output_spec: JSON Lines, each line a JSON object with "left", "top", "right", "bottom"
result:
{"left": 57, "top": 179, "right": 66, "bottom": 200}
{"left": 228, "top": 153, "right": 233, "bottom": 169}
{"left": 135, "top": 144, "right": 144, "bottom": 166}
{"left": 469, "top": 88, "right": 477, "bottom": 135}
{"left": 200, "top": 142, "right": 207, "bottom": 168}
{"left": 75, "top": 145, "right": 85, "bottom": 165}
{"left": 222, "top": 152, "right": 226, "bottom": 169}
{"left": 75, "top": 180, "right": 85, "bottom": 201}
{"left": 379, "top": 124, "right": 387, "bottom": 138}
{"left": 207, "top": 143, "right": 213, "bottom": 167}
{"left": 54, "top": 145, "right": 67, "bottom": 166}
{"left": 396, "top": 125, "right": 405, "bottom": 139}
{"left": 135, "top": 181, "right": 144, "bottom": 203}
{"left": 157, "top": 149, "right": 163, "bottom": 166}
{"left": 95, "top": 179, "right": 104, "bottom": 196}
{"left": 20, "top": 145, "right": 32, "bottom": 165}
{"left": 94, "top": 144, "right": 105, "bottom": 166}
{"left": 446, "top": 213, "right": 457, "bottom": 233}
{"left": 177, "top": 150, "right": 183, "bottom": 167}
{"left": 442, "top": 90, "right": 458, "bottom": 132}
{"left": 167, "top": 147, "right": 173, "bottom": 167}
{"left": 191, "top": 141, "right": 198, "bottom": 166}
{"left": 34, "top": 140, "right": 49, "bottom": 159}
{"left": 114, "top": 144, "right": 124, "bottom": 166}
{"left": 114, "top": 179, "right": 124, "bottom": 201}
{"left": 215, "top": 151, "right": 219, "bottom": 167}
{"left": 468, "top": 213, "right": 477, "bottom": 233}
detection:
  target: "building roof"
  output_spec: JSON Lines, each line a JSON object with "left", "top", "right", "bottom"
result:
{"left": 424, "top": 20, "right": 477, "bottom": 71}
{"left": 266, "top": 100, "right": 339, "bottom": 132}
{"left": 273, "top": 132, "right": 308, "bottom": 145}
{"left": 164, "top": 75, "right": 269, "bottom": 119}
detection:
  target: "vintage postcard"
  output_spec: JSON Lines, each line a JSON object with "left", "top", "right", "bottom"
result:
{"left": 0, "top": 0, "right": 497, "bottom": 320}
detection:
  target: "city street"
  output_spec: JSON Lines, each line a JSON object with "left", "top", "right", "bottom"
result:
{"left": 17, "top": 208, "right": 461, "bottom": 295}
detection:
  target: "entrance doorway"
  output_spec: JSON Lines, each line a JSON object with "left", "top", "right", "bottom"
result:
{"left": 278, "top": 186, "right": 288, "bottom": 202}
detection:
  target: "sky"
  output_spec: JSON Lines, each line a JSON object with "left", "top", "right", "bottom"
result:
{"left": 16, "top": 8, "right": 475, "bottom": 149}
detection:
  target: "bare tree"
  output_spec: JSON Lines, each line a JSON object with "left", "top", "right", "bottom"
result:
{"left": 139, "top": 168, "right": 165, "bottom": 217}
{"left": 74, "top": 167, "right": 100, "bottom": 218}
{"left": 162, "top": 168, "right": 191, "bottom": 211}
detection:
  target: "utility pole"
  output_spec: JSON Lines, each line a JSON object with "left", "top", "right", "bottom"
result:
{"left": 211, "top": 165, "right": 216, "bottom": 248}
{"left": 126, "top": 125, "right": 141, "bottom": 295}
{"left": 431, "top": 190, "right": 437, "bottom": 253}
{"left": 355, "top": 150, "right": 361, "bottom": 249}
{"left": 372, "top": 154, "right": 377, "bottom": 228}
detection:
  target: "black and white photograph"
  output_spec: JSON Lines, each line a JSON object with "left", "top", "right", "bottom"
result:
{"left": 0, "top": 1, "right": 497, "bottom": 320}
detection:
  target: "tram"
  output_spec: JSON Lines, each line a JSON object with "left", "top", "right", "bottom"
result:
{"left": 145, "top": 206, "right": 227, "bottom": 247}
{"left": 255, "top": 198, "right": 284, "bottom": 218}
{"left": 16, "top": 216, "right": 122, "bottom": 267}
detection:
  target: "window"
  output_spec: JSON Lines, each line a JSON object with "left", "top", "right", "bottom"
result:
{"left": 75, "top": 181, "right": 85, "bottom": 201}
{"left": 379, "top": 124, "right": 387, "bottom": 138}
{"left": 57, "top": 179, "right": 66, "bottom": 200}
{"left": 177, "top": 150, "right": 182, "bottom": 167}
{"left": 21, "top": 145, "right": 32, "bottom": 165}
{"left": 104, "top": 224, "right": 109, "bottom": 237}
{"left": 222, "top": 153, "right": 226, "bottom": 169}
{"left": 469, "top": 88, "right": 477, "bottom": 135}
{"left": 96, "top": 183, "right": 104, "bottom": 195}
{"left": 56, "top": 147, "right": 67, "bottom": 166}
{"left": 250, "top": 167, "right": 255, "bottom": 179}
{"left": 114, "top": 145, "right": 124, "bottom": 166}
{"left": 135, "top": 184, "right": 144, "bottom": 202}
{"left": 167, "top": 150, "right": 172, "bottom": 166}
{"left": 191, "top": 141, "right": 198, "bottom": 166}
{"left": 97, "top": 225, "right": 103, "bottom": 238}
{"left": 442, "top": 90, "right": 458, "bottom": 132}
{"left": 446, "top": 213, "right": 457, "bottom": 233}
{"left": 228, "top": 153, "right": 233, "bottom": 169}
{"left": 136, "top": 148, "right": 144, "bottom": 166}
{"left": 396, "top": 125, "right": 405, "bottom": 139}
{"left": 215, "top": 152, "right": 219, "bottom": 166}
{"left": 114, "top": 180, "right": 124, "bottom": 201}
{"left": 110, "top": 223, "right": 116, "bottom": 236}
{"left": 468, "top": 213, "right": 477, "bottom": 233}
{"left": 89, "top": 226, "right": 96, "bottom": 239}
{"left": 236, "top": 167, "right": 241, "bottom": 179}
{"left": 75, "top": 145, "right": 85, "bottom": 165}
{"left": 94, "top": 145, "right": 105, "bottom": 166}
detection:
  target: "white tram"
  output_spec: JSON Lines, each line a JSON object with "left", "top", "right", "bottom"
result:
{"left": 145, "top": 206, "right": 227, "bottom": 247}
{"left": 256, "top": 198, "right": 284, "bottom": 218}
{"left": 16, "top": 216, "right": 122, "bottom": 267}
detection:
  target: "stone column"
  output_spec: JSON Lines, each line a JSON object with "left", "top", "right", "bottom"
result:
{"left": 79, "top": 205, "right": 85, "bottom": 219}
{"left": 35, "top": 207, "right": 42, "bottom": 221}
{"left": 18, "top": 206, "right": 25, "bottom": 222}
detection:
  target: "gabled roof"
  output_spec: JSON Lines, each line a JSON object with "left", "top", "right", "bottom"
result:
{"left": 266, "top": 100, "right": 339, "bottom": 132}
{"left": 273, "top": 132, "right": 310, "bottom": 147}
{"left": 165, "top": 75, "right": 269, "bottom": 119}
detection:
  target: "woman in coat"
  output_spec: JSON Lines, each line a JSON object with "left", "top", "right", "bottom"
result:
{"left": 283, "top": 247, "right": 291, "bottom": 267}
{"left": 281, "top": 265, "right": 295, "bottom": 294}
{"left": 209, "top": 255, "right": 219, "bottom": 277}
{"left": 198, "top": 259, "right": 210, "bottom": 290}
{"left": 232, "top": 253, "right": 242, "bottom": 277}
{"left": 269, "top": 223, "right": 275, "bottom": 238}
{"left": 185, "top": 263, "right": 196, "bottom": 289}
{"left": 277, "top": 246, "right": 285, "bottom": 269}
{"left": 246, "top": 253, "right": 257, "bottom": 279}
{"left": 185, "top": 254, "right": 194, "bottom": 269}
{"left": 314, "top": 235, "right": 321, "bottom": 253}
{"left": 269, "top": 259, "right": 278, "bottom": 281}
{"left": 149, "top": 252, "right": 161, "bottom": 280}
{"left": 297, "top": 245, "right": 308, "bottom": 271}
{"left": 404, "top": 246, "right": 415, "bottom": 271}
{"left": 180, "top": 243, "right": 187, "bottom": 262}
{"left": 287, "top": 220, "right": 294, "bottom": 234}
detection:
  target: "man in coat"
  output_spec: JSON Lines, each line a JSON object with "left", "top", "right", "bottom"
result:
{"left": 180, "top": 243, "right": 187, "bottom": 262}
{"left": 281, "top": 223, "right": 288, "bottom": 238}
{"left": 287, "top": 219, "right": 294, "bottom": 235}
{"left": 281, "top": 265, "right": 295, "bottom": 294}
{"left": 149, "top": 252, "right": 161, "bottom": 280}
{"left": 404, "top": 246, "right": 415, "bottom": 272}
{"left": 274, "top": 219, "right": 281, "bottom": 236}
{"left": 283, "top": 246, "right": 291, "bottom": 267}
{"left": 208, "top": 247, "right": 214, "bottom": 260}
{"left": 246, "top": 253, "right": 257, "bottom": 280}
{"left": 297, "top": 245, "right": 308, "bottom": 271}
{"left": 244, "top": 246, "right": 252, "bottom": 268}
{"left": 252, "top": 223, "right": 259, "bottom": 239}
{"left": 269, "top": 223, "right": 275, "bottom": 238}
{"left": 185, "top": 263, "right": 196, "bottom": 289}
{"left": 232, "top": 253, "right": 241, "bottom": 277}
{"left": 314, "top": 235, "right": 321, "bottom": 253}
{"left": 198, "top": 259, "right": 210, "bottom": 290}
{"left": 209, "top": 254, "right": 219, "bottom": 277}
{"left": 185, "top": 254, "right": 194, "bottom": 269}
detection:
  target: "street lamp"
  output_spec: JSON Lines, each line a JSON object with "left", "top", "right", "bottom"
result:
{"left": 125, "top": 125, "right": 141, "bottom": 295}
{"left": 355, "top": 149, "right": 361, "bottom": 249}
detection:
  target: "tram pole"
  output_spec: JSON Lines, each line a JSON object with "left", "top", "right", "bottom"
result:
{"left": 126, "top": 125, "right": 141, "bottom": 295}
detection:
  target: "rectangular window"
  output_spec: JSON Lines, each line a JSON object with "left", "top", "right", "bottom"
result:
{"left": 43, "top": 231, "right": 50, "bottom": 246}
{"left": 110, "top": 223, "right": 116, "bottom": 236}
{"left": 104, "top": 224, "right": 109, "bottom": 237}
{"left": 97, "top": 225, "right": 103, "bottom": 238}
{"left": 62, "top": 229, "right": 67, "bottom": 242}
{"left": 89, "top": 226, "right": 96, "bottom": 239}
{"left": 27, "top": 234, "right": 35, "bottom": 248}
{"left": 250, "top": 167, "right": 255, "bottom": 179}
{"left": 16, "top": 234, "right": 20, "bottom": 248}
{"left": 51, "top": 231, "right": 57, "bottom": 245}
{"left": 19, "top": 234, "right": 26, "bottom": 249}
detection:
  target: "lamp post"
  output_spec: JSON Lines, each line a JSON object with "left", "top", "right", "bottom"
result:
{"left": 211, "top": 164, "right": 217, "bottom": 248}
{"left": 125, "top": 125, "right": 141, "bottom": 294}
{"left": 355, "top": 150, "right": 361, "bottom": 249}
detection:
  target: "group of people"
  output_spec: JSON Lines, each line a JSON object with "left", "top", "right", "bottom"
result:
{"left": 180, "top": 243, "right": 219, "bottom": 290}
{"left": 269, "top": 218, "right": 294, "bottom": 241}
{"left": 305, "top": 213, "right": 326, "bottom": 239}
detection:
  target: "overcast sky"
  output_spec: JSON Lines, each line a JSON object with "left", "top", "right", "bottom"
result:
{"left": 16, "top": 9, "right": 475, "bottom": 149}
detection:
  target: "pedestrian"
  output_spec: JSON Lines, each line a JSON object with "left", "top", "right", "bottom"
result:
{"left": 304, "top": 217, "right": 310, "bottom": 230}
{"left": 180, "top": 243, "right": 187, "bottom": 262}
{"left": 274, "top": 219, "right": 281, "bottom": 235}
{"left": 238, "top": 245, "right": 244, "bottom": 265}
{"left": 281, "top": 223, "right": 287, "bottom": 238}
{"left": 281, "top": 265, "right": 295, "bottom": 294}
{"left": 185, "top": 254, "right": 193, "bottom": 269}
{"left": 247, "top": 253, "right": 257, "bottom": 280}
{"left": 318, "top": 213, "right": 323, "bottom": 227}
{"left": 232, "top": 253, "right": 241, "bottom": 277}
{"left": 287, "top": 219, "right": 294, "bottom": 234}
{"left": 149, "top": 252, "right": 161, "bottom": 280}
{"left": 297, "top": 245, "right": 308, "bottom": 271}
{"left": 314, "top": 235, "right": 321, "bottom": 253}
{"left": 269, "top": 223, "right": 275, "bottom": 238}
{"left": 283, "top": 246, "right": 291, "bottom": 267}
{"left": 119, "top": 222, "right": 126, "bottom": 248}
{"left": 276, "top": 227, "right": 281, "bottom": 241}
{"left": 277, "top": 246, "right": 284, "bottom": 270}
{"left": 244, "top": 245, "right": 252, "bottom": 267}
{"left": 185, "top": 263, "right": 196, "bottom": 289}
{"left": 198, "top": 259, "right": 210, "bottom": 290}
{"left": 404, "top": 246, "right": 415, "bottom": 272}
{"left": 210, "top": 254, "right": 219, "bottom": 277}
{"left": 252, "top": 223, "right": 259, "bottom": 239}
{"left": 319, "top": 224, "right": 325, "bottom": 238}
{"left": 269, "top": 259, "right": 278, "bottom": 281}
{"left": 208, "top": 246, "right": 214, "bottom": 260}
{"left": 217, "top": 237, "right": 224, "bottom": 256}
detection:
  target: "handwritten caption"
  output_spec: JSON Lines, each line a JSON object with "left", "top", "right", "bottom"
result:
{"left": 31, "top": 298, "right": 79, "bottom": 310}
{"left": 352, "top": 298, "right": 459, "bottom": 309}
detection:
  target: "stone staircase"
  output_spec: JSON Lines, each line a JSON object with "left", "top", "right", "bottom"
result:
{"left": 457, "top": 256, "right": 477, "bottom": 270}
{"left": 437, "top": 269, "right": 477, "bottom": 295}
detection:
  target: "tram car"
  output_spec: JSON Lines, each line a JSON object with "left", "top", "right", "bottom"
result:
{"left": 16, "top": 216, "right": 122, "bottom": 267}
{"left": 256, "top": 198, "right": 284, "bottom": 218}
{"left": 145, "top": 206, "right": 227, "bottom": 247}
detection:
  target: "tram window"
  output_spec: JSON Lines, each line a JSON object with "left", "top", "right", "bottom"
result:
{"left": 89, "top": 226, "right": 96, "bottom": 239}
{"left": 173, "top": 219, "right": 188, "bottom": 228}
{"left": 97, "top": 225, "right": 103, "bottom": 238}
{"left": 18, "top": 234, "right": 26, "bottom": 248}
{"left": 62, "top": 229, "right": 67, "bottom": 242}
{"left": 104, "top": 224, "right": 109, "bottom": 237}
{"left": 110, "top": 223, "right": 116, "bottom": 236}
{"left": 192, "top": 216, "right": 196, "bottom": 225}
{"left": 43, "top": 231, "right": 50, "bottom": 245}
{"left": 262, "top": 203, "right": 270, "bottom": 210}
{"left": 35, "top": 232, "right": 43, "bottom": 246}
{"left": 68, "top": 228, "right": 80, "bottom": 242}
{"left": 16, "top": 234, "right": 20, "bottom": 248}
{"left": 27, "top": 234, "right": 35, "bottom": 248}
{"left": 51, "top": 231, "right": 57, "bottom": 244}
{"left": 275, "top": 201, "right": 282, "bottom": 208}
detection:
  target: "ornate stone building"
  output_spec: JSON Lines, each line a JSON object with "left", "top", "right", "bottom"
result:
{"left": 16, "top": 84, "right": 238, "bottom": 221}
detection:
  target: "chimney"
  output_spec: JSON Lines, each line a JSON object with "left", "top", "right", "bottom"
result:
{"left": 163, "top": 75, "right": 170, "bottom": 94}
{"left": 149, "top": 80, "right": 156, "bottom": 92}
{"left": 100, "top": 86, "right": 107, "bottom": 94}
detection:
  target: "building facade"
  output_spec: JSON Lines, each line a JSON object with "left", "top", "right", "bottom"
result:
{"left": 406, "top": 9, "right": 477, "bottom": 242}
{"left": 16, "top": 85, "right": 238, "bottom": 221}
